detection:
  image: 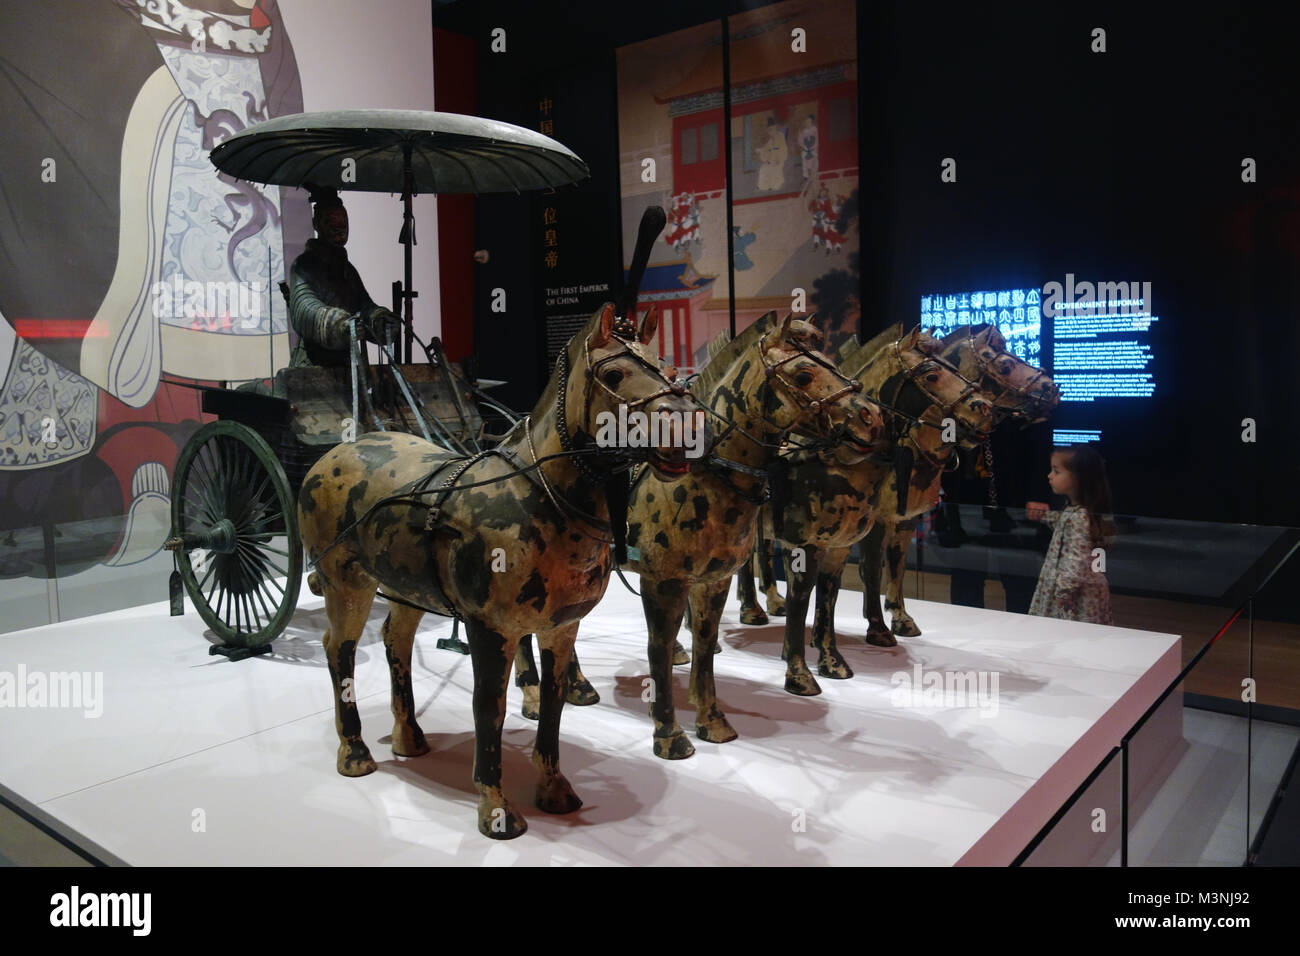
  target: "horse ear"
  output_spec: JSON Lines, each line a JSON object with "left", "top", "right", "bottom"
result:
{"left": 774, "top": 312, "right": 795, "bottom": 343}
{"left": 638, "top": 304, "right": 660, "bottom": 344}
{"left": 904, "top": 325, "right": 921, "bottom": 349}
{"left": 592, "top": 303, "right": 615, "bottom": 348}
{"left": 804, "top": 314, "right": 826, "bottom": 347}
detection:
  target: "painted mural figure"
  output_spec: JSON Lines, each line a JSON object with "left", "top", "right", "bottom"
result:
{"left": 824, "top": 194, "right": 846, "bottom": 254}
{"left": 799, "top": 114, "right": 819, "bottom": 188}
{"left": 733, "top": 226, "right": 757, "bottom": 270}
{"left": 288, "top": 188, "right": 403, "bottom": 368}
{"left": 810, "top": 184, "right": 831, "bottom": 249}
{"left": 664, "top": 192, "right": 701, "bottom": 252}
{"left": 810, "top": 186, "right": 845, "bottom": 255}
{"left": 756, "top": 118, "right": 788, "bottom": 192}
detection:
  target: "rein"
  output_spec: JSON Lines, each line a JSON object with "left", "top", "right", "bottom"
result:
{"left": 957, "top": 325, "right": 1053, "bottom": 419}
{"left": 690, "top": 329, "right": 871, "bottom": 493}
{"left": 307, "top": 323, "right": 701, "bottom": 578}
{"left": 870, "top": 340, "right": 993, "bottom": 456}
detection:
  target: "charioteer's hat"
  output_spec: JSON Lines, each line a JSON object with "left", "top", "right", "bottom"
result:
{"left": 611, "top": 310, "right": 639, "bottom": 339}
{"left": 305, "top": 184, "right": 343, "bottom": 210}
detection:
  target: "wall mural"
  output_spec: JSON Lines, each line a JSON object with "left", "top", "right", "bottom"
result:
{"left": 616, "top": 0, "right": 859, "bottom": 373}
{"left": 0, "top": 0, "right": 307, "bottom": 584}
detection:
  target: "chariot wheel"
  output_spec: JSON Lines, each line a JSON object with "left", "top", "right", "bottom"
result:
{"left": 168, "top": 421, "right": 302, "bottom": 648}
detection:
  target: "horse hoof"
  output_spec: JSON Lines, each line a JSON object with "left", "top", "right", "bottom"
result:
{"left": 892, "top": 617, "right": 921, "bottom": 637}
{"left": 817, "top": 655, "right": 854, "bottom": 680}
{"left": 767, "top": 598, "right": 787, "bottom": 616}
{"left": 865, "top": 629, "right": 898, "bottom": 648}
{"left": 337, "top": 739, "right": 376, "bottom": 777}
{"left": 672, "top": 641, "right": 690, "bottom": 666}
{"left": 391, "top": 723, "right": 429, "bottom": 757}
{"left": 696, "top": 715, "right": 738, "bottom": 743}
{"left": 478, "top": 800, "right": 528, "bottom": 840}
{"left": 307, "top": 570, "right": 323, "bottom": 596}
{"left": 521, "top": 684, "right": 541, "bottom": 720}
{"left": 784, "top": 671, "right": 823, "bottom": 697}
{"left": 740, "top": 607, "right": 769, "bottom": 626}
{"left": 535, "top": 775, "right": 583, "bottom": 815}
{"left": 565, "top": 679, "right": 600, "bottom": 706}
{"left": 653, "top": 732, "right": 696, "bottom": 760}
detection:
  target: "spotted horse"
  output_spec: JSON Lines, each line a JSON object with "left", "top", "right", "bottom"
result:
{"left": 297, "top": 302, "right": 700, "bottom": 838}
{"left": 621, "top": 311, "right": 885, "bottom": 758}
{"left": 736, "top": 325, "right": 995, "bottom": 690}
{"left": 852, "top": 322, "right": 1059, "bottom": 644}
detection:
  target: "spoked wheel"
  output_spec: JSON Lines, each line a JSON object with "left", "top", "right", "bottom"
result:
{"left": 167, "top": 421, "right": 302, "bottom": 648}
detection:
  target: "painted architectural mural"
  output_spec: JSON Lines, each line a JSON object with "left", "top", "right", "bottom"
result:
{"left": 617, "top": 0, "right": 859, "bottom": 372}
{"left": 0, "top": 0, "right": 306, "bottom": 588}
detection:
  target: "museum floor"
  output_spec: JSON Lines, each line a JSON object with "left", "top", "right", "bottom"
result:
{"left": 0, "top": 570, "right": 1201, "bottom": 864}
{"left": 3, "top": 565, "right": 1297, "bottom": 866}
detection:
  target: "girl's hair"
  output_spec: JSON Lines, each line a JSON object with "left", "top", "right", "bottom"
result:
{"left": 1052, "top": 445, "right": 1116, "bottom": 546}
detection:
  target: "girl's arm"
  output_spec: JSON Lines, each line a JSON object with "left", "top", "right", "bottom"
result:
{"left": 1054, "top": 509, "right": 1097, "bottom": 595}
{"left": 1026, "top": 502, "right": 1061, "bottom": 527}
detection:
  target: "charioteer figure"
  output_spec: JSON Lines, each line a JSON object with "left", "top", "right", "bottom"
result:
{"left": 289, "top": 185, "right": 403, "bottom": 367}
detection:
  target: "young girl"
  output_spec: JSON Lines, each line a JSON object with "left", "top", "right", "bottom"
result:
{"left": 1024, "top": 446, "right": 1116, "bottom": 625}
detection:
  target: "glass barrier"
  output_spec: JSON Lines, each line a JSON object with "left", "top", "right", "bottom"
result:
{"left": 964, "top": 504, "right": 1300, "bottom": 866}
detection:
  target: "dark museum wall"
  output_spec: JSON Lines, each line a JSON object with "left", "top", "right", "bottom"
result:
{"left": 436, "top": 0, "right": 1300, "bottom": 530}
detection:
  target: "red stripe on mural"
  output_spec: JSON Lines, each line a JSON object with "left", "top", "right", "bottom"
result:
{"left": 12, "top": 319, "right": 106, "bottom": 338}
{"left": 732, "top": 190, "right": 803, "bottom": 206}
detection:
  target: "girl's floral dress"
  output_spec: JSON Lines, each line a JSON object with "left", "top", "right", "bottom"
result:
{"left": 1029, "top": 504, "right": 1113, "bottom": 625}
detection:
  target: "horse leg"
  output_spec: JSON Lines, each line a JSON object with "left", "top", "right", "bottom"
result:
{"left": 565, "top": 650, "right": 600, "bottom": 706}
{"left": 465, "top": 618, "right": 527, "bottom": 839}
{"left": 885, "top": 519, "right": 921, "bottom": 637}
{"left": 782, "top": 545, "right": 822, "bottom": 696}
{"left": 812, "top": 547, "right": 853, "bottom": 680}
{"left": 672, "top": 597, "right": 691, "bottom": 665}
{"left": 759, "top": 537, "right": 787, "bottom": 616}
{"left": 737, "top": 547, "right": 768, "bottom": 626}
{"left": 382, "top": 602, "right": 429, "bottom": 757}
{"left": 533, "top": 623, "right": 583, "bottom": 814}
{"left": 859, "top": 522, "right": 896, "bottom": 647}
{"left": 513, "top": 637, "right": 540, "bottom": 721}
{"left": 643, "top": 578, "right": 694, "bottom": 759}
{"left": 322, "top": 581, "right": 379, "bottom": 776}
{"left": 687, "top": 578, "right": 739, "bottom": 743}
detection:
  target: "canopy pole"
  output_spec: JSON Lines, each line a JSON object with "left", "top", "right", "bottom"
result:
{"left": 400, "top": 140, "right": 417, "bottom": 364}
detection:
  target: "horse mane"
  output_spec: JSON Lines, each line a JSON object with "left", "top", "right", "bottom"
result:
{"left": 941, "top": 322, "right": 989, "bottom": 345}
{"left": 835, "top": 335, "right": 860, "bottom": 363}
{"left": 690, "top": 310, "right": 779, "bottom": 398}
{"left": 842, "top": 321, "right": 904, "bottom": 377}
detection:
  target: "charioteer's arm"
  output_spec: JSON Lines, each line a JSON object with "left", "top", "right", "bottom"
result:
{"left": 289, "top": 264, "right": 353, "bottom": 352}
{"left": 350, "top": 265, "right": 402, "bottom": 347}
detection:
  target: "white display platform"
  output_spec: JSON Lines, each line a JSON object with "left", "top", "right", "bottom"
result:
{"left": 0, "top": 575, "right": 1180, "bottom": 865}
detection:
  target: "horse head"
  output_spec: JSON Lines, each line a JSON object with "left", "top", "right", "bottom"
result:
{"left": 562, "top": 301, "right": 705, "bottom": 480}
{"left": 858, "top": 326, "right": 995, "bottom": 457}
{"left": 758, "top": 313, "right": 887, "bottom": 461}
{"left": 936, "top": 324, "right": 1060, "bottom": 425}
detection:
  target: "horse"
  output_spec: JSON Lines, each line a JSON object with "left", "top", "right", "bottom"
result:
{"left": 296, "top": 302, "right": 701, "bottom": 839}
{"left": 621, "top": 311, "right": 885, "bottom": 758}
{"left": 856, "top": 323, "right": 1059, "bottom": 644}
{"left": 736, "top": 326, "right": 995, "bottom": 690}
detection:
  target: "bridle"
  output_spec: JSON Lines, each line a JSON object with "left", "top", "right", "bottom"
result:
{"left": 678, "top": 326, "right": 872, "bottom": 506}
{"left": 553, "top": 328, "right": 698, "bottom": 485}
{"left": 868, "top": 339, "right": 993, "bottom": 471}
{"left": 956, "top": 326, "right": 1055, "bottom": 421}
{"left": 756, "top": 327, "right": 864, "bottom": 437}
